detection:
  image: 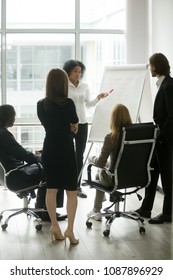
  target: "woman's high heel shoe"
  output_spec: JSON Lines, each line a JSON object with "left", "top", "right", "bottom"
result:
{"left": 50, "top": 226, "right": 65, "bottom": 242}
{"left": 64, "top": 230, "right": 79, "bottom": 245}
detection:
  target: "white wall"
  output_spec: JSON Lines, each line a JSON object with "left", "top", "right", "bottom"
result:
{"left": 151, "top": 0, "right": 173, "bottom": 72}
{"left": 126, "top": 0, "right": 173, "bottom": 100}
{"left": 126, "top": 0, "right": 173, "bottom": 68}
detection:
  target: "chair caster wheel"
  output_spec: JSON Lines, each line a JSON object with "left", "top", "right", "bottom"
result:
{"left": 103, "top": 229, "right": 110, "bottom": 237}
{"left": 86, "top": 221, "right": 92, "bottom": 228}
{"left": 1, "top": 223, "right": 8, "bottom": 230}
{"left": 0, "top": 214, "right": 3, "bottom": 221}
{"left": 105, "top": 215, "right": 111, "bottom": 220}
{"left": 35, "top": 224, "right": 42, "bottom": 231}
{"left": 139, "top": 227, "right": 145, "bottom": 234}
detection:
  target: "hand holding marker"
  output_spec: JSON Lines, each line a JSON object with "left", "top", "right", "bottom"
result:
{"left": 105, "top": 89, "right": 114, "bottom": 96}
{"left": 98, "top": 89, "right": 114, "bottom": 99}
{"left": 109, "top": 89, "right": 114, "bottom": 94}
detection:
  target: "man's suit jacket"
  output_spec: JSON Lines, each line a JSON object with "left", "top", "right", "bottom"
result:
{"left": 153, "top": 75, "right": 173, "bottom": 143}
{"left": 0, "top": 126, "right": 38, "bottom": 172}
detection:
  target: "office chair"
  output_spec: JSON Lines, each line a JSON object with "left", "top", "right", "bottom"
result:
{"left": 86, "top": 122, "right": 159, "bottom": 236}
{"left": 0, "top": 162, "right": 46, "bottom": 231}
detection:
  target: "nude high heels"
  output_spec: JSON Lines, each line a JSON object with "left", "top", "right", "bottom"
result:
{"left": 64, "top": 230, "right": 79, "bottom": 245}
{"left": 50, "top": 226, "right": 65, "bottom": 242}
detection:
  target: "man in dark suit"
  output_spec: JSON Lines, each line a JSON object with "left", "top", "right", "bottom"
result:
{"left": 136, "top": 53, "right": 173, "bottom": 224}
{"left": 0, "top": 104, "right": 67, "bottom": 221}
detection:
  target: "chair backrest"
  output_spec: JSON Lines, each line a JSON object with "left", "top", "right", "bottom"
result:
{"left": 0, "top": 163, "right": 5, "bottom": 186}
{"left": 113, "top": 122, "right": 158, "bottom": 191}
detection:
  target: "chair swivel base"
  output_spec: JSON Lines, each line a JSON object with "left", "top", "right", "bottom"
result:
{"left": 86, "top": 210, "right": 145, "bottom": 237}
{"left": 0, "top": 208, "right": 42, "bottom": 231}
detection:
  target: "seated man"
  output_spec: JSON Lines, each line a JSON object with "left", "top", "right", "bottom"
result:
{"left": 0, "top": 104, "right": 67, "bottom": 221}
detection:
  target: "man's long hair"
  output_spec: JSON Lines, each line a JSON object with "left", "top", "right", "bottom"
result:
{"left": 149, "top": 53, "right": 170, "bottom": 76}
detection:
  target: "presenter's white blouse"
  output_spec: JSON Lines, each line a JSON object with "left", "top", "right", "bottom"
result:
{"left": 68, "top": 80, "right": 99, "bottom": 124}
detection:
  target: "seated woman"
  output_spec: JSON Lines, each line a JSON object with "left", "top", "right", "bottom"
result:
{"left": 88, "top": 104, "right": 132, "bottom": 220}
{"left": 0, "top": 104, "right": 66, "bottom": 221}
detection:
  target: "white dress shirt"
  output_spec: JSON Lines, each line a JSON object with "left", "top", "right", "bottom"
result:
{"left": 156, "top": 75, "right": 165, "bottom": 89}
{"left": 68, "top": 80, "right": 99, "bottom": 124}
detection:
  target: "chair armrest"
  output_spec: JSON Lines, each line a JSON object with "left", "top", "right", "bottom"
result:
{"left": 87, "top": 163, "right": 109, "bottom": 182}
{"left": 5, "top": 162, "right": 45, "bottom": 197}
{"left": 5, "top": 162, "right": 43, "bottom": 177}
{"left": 87, "top": 163, "right": 95, "bottom": 182}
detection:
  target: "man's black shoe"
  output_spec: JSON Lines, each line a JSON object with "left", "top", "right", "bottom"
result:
{"left": 56, "top": 213, "right": 67, "bottom": 221}
{"left": 36, "top": 211, "right": 67, "bottom": 221}
{"left": 81, "top": 181, "right": 89, "bottom": 186}
{"left": 77, "top": 188, "right": 87, "bottom": 198}
{"left": 148, "top": 213, "right": 172, "bottom": 224}
{"left": 135, "top": 208, "right": 151, "bottom": 218}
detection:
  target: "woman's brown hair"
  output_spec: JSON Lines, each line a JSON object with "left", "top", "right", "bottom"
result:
{"left": 110, "top": 104, "right": 132, "bottom": 141}
{"left": 44, "top": 68, "right": 68, "bottom": 111}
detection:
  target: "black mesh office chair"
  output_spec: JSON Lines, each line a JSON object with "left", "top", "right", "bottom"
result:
{"left": 0, "top": 162, "right": 46, "bottom": 231}
{"left": 86, "top": 122, "right": 159, "bottom": 236}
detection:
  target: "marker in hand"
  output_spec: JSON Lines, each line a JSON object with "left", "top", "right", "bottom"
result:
{"left": 109, "top": 89, "right": 114, "bottom": 94}
{"left": 105, "top": 89, "right": 114, "bottom": 97}
{"left": 99, "top": 89, "right": 114, "bottom": 99}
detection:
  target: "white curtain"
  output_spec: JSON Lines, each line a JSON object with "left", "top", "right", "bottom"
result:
{"left": 126, "top": 0, "right": 150, "bottom": 64}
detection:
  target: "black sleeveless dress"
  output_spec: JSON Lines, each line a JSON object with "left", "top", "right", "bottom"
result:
{"left": 37, "top": 98, "right": 78, "bottom": 190}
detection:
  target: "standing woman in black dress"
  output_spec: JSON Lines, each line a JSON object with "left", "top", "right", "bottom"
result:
{"left": 37, "top": 68, "right": 79, "bottom": 245}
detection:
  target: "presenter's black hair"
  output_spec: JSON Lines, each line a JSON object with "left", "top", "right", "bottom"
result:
{"left": 63, "top": 59, "right": 86, "bottom": 78}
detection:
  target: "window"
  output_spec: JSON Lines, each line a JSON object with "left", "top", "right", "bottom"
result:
{"left": 0, "top": 0, "right": 1, "bottom": 29}
{"left": 6, "top": 34, "right": 75, "bottom": 118}
{"left": 6, "top": 0, "right": 75, "bottom": 29}
{"left": 1, "top": 0, "right": 125, "bottom": 149}
{"left": 80, "top": 0, "right": 125, "bottom": 30}
{"left": 80, "top": 34, "right": 125, "bottom": 93}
